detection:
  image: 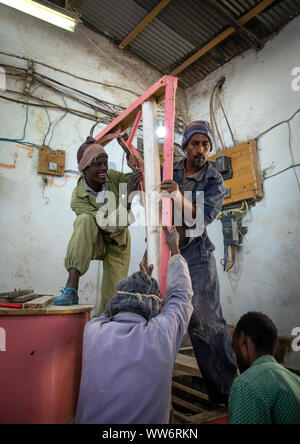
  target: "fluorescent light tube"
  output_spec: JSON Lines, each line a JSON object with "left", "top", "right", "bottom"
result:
{"left": 0, "top": 0, "right": 78, "bottom": 32}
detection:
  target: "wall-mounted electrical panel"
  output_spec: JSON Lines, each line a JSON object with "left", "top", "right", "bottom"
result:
{"left": 38, "top": 146, "right": 65, "bottom": 177}
{"left": 210, "top": 140, "right": 263, "bottom": 207}
{"left": 221, "top": 213, "right": 248, "bottom": 246}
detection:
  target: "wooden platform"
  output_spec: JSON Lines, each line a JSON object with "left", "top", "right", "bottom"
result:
{"left": 171, "top": 353, "right": 229, "bottom": 424}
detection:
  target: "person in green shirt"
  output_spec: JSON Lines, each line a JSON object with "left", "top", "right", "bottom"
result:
{"left": 54, "top": 137, "right": 142, "bottom": 315}
{"left": 229, "top": 311, "right": 300, "bottom": 424}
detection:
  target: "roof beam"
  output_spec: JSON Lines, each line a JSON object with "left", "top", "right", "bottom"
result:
{"left": 207, "top": 0, "right": 263, "bottom": 49}
{"left": 119, "top": 0, "right": 172, "bottom": 49}
{"left": 171, "top": 0, "right": 276, "bottom": 76}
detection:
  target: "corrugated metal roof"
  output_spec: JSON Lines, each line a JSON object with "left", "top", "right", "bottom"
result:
{"left": 48, "top": 0, "right": 300, "bottom": 87}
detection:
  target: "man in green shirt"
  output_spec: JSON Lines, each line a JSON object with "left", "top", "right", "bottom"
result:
{"left": 229, "top": 311, "right": 300, "bottom": 424}
{"left": 54, "top": 137, "right": 142, "bottom": 315}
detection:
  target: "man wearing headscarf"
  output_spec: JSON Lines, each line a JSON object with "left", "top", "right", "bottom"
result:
{"left": 54, "top": 137, "right": 142, "bottom": 314}
{"left": 76, "top": 227, "right": 193, "bottom": 424}
{"left": 160, "top": 121, "right": 238, "bottom": 406}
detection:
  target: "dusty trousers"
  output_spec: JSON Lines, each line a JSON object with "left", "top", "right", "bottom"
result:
{"left": 181, "top": 236, "right": 238, "bottom": 405}
{"left": 65, "top": 214, "right": 131, "bottom": 315}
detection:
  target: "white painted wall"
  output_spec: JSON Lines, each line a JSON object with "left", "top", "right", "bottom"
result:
{"left": 185, "top": 16, "right": 300, "bottom": 367}
{"left": 0, "top": 5, "right": 188, "bottom": 316}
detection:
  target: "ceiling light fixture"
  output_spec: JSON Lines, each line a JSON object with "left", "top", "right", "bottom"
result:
{"left": 0, "top": 0, "right": 79, "bottom": 32}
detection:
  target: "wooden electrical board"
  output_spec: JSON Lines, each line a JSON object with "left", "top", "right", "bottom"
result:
{"left": 209, "top": 139, "right": 263, "bottom": 207}
{"left": 38, "top": 146, "right": 65, "bottom": 177}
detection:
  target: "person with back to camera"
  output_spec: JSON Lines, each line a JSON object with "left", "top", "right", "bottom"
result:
{"left": 76, "top": 226, "right": 194, "bottom": 424}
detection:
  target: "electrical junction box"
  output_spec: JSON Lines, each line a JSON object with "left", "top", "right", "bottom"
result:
{"left": 38, "top": 146, "right": 65, "bottom": 177}
{"left": 221, "top": 214, "right": 248, "bottom": 246}
{"left": 215, "top": 155, "right": 233, "bottom": 180}
{"left": 209, "top": 140, "right": 263, "bottom": 207}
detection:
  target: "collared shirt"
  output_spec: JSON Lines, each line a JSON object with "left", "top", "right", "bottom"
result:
{"left": 182, "top": 162, "right": 208, "bottom": 192}
{"left": 83, "top": 176, "right": 106, "bottom": 204}
{"left": 76, "top": 254, "right": 193, "bottom": 424}
{"left": 173, "top": 159, "right": 225, "bottom": 247}
{"left": 71, "top": 170, "right": 134, "bottom": 235}
{"left": 229, "top": 355, "right": 300, "bottom": 424}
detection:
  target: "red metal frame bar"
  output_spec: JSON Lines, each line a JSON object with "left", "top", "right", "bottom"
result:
{"left": 160, "top": 76, "right": 177, "bottom": 297}
{"left": 94, "top": 75, "right": 178, "bottom": 297}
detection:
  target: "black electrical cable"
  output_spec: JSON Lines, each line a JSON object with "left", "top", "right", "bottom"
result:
{"left": 0, "top": 51, "right": 142, "bottom": 97}
{"left": 264, "top": 164, "right": 300, "bottom": 180}
{"left": 2, "top": 68, "right": 119, "bottom": 118}
{"left": 0, "top": 60, "right": 187, "bottom": 133}
{"left": 0, "top": 93, "right": 108, "bottom": 123}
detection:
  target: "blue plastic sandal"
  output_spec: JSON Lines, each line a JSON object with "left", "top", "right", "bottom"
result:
{"left": 54, "top": 287, "right": 79, "bottom": 306}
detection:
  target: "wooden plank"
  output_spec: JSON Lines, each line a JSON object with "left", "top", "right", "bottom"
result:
{"left": 187, "top": 408, "right": 227, "bottom": 424}
{"left": 171, "top": 0, "right": 277, "bottom": 75}
{"left": 207, "top": 0, "right": 262, "bottom": 49}
{"left": 23, "top": 296, "right": 54, "bottom": 309}
{"left": 0, "top": 293, "right": 39, "bottom": 304}
{"left": 0, "top": 289, "right": 34, "bottom": 299}
{"left": 174, "top": 353, "right": 202, "bottom": 377}
{"left": 172, "top": 409, "right": 193, "bottom": 424}
{"left": 172, "top": 408, "right": 228, "bottom": 424}
{"left": 172, "top": 395, "right": 205, "bottom": 414}
{"left": 119, "top": 0, "right": 172, "bottom": 49}
{"left": 172, "top": 381, "right": 210, "bottom": 406}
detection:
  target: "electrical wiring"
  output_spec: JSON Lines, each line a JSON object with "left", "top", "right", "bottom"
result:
{"left": 0, "top": 93, "right": 107, "bottom": 123}
{"left": 0, "top": 60, "right": 187, "bottom": 133}
{"left": 209, "top": 79, "right": 236, "bottom": 153}
{"left": 1, "top": 63, "right": 124, "bottom": 116}
{"left": 0, "top": 50, "right": 142, "bottom": 97}
{"left": 210, "top": 83, "right": 225, "bottom": 152}
{"left": 0, "top": 84, "right": 53, "bottom": 149}
{"left": 220, "top": 245, "right": 236, "bottom": 272}
{"left": 256, "top": 108, "right": 300, "bottom": 191}
{"left": 255, "top": 108, "right": 300, "bottom": 141}
{"left": 217, "top": 201, "right": 248, "bottom": 220}
{"left": 46, "top": 88, "right": 68, "bottom": 147}
{"left": 227, "top": 200, "right": 249, "bottom": 215}
{"left": 221, "top": 246, "right": 229, "bottom": 271}
{"left": 226, "top": 246, "right": 235, "bottom": 272}
{"left": 264, "top": 163, "right": 300, "bottom": 180}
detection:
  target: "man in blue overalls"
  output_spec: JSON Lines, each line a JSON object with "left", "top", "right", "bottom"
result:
{"left": 160, "top": 121, "right": 238, "bottom": 405}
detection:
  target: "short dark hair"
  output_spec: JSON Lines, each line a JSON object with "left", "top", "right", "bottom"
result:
{"left": 235, "top": 311, "right": 278, "bottom": 356}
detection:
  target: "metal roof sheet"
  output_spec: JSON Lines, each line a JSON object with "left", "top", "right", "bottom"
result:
{"left": 48, "top": 0, "right": 300, "bottom": 87}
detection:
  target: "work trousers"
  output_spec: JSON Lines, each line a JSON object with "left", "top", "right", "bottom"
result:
{"left": 65, "top": 214, "right": 131, "bottom": 315}
{"left": 181, "top": 236, "right": 238, "bottom": 405}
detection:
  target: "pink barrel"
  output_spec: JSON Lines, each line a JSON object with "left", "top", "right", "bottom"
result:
{"left": 0, "top": 305, "right": 93, "bottom": 424}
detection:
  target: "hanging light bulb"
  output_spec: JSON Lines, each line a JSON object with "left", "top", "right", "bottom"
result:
{"left": 156, "top": 123, "right": 166, "bottom": 139}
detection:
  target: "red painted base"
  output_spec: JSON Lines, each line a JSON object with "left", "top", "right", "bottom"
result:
{"left": 0, "top": 312, "right": 89, "bottom": 424}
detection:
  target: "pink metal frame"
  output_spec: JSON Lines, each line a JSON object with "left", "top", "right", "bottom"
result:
{"left": 94, "top": 75, "right": 178, "bottom": 297}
